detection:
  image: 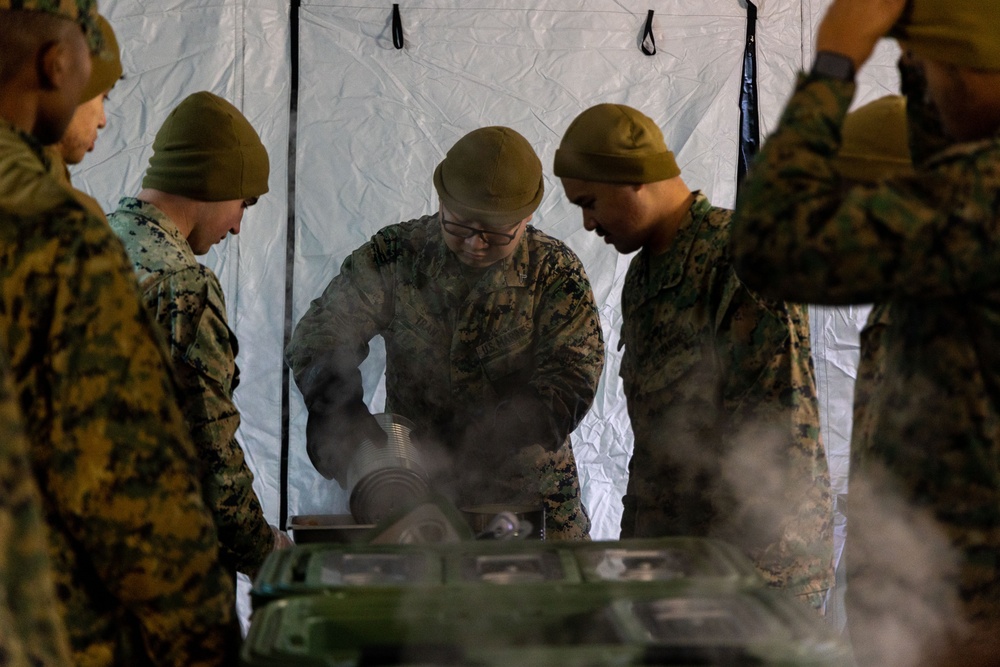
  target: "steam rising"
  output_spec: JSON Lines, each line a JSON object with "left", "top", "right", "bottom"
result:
{"left": 844, "top": 466, "right": 965, "bottom": 667}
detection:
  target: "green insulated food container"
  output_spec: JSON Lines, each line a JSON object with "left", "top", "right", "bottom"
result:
{"left": 251, "top": 537, "right": 763, "bottom": 611}
{"left": 241, "top": 586, "right": 851, "bottom": 667}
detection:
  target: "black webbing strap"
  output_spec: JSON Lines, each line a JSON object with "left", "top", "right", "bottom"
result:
{"left": 640, "top": 9, "right": 656, "bottom": 56}
{"left": 279, "top": 0, "right": 303, "bottom": 532}
{"left": 737, "top": 0, "right": 759, "bottom": 194}
{"left": 392, "top": 4, "right": 404, "bottom": 49}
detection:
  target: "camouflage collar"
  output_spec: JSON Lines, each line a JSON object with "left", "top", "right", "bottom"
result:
{"left": 115, "top": 196, "right": 193, "bottom": 258}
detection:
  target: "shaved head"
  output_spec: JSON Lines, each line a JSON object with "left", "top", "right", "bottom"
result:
{"left": 0, "top": 10, "right": 78, "bottom": 84}
{"left": 0, "top": 9, "right": 91, "bottom": 144}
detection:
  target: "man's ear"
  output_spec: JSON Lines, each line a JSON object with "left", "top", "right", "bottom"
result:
{"left": 36, "top": 40, "right": 62, "bottom": 91}
{"left": 36, "top": 38, "right": 77, "bottom": 92}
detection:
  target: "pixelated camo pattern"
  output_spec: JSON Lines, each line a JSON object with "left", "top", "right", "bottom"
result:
{"left": 287, "top": 215, "right": 604, "bottom": 540}
{"left": 109, "top": 197, "right": 275, "bottom": 578}
{"left": 731, "top": 70, "right": 1000, "bottom": 623}
{"left": 0, "top": 124, "right": 237, "bottom": 665}
{"left": 619, "top": 194, "right": 833, "bottom": 598}
{"left": 0, "top": 356, "right": 73, "bottom": 666}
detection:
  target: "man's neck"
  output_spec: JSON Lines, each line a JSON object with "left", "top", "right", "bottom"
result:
{"left": 647, "top": 180, "right": 696, "bottom": 256}
{"left": 135, "top": 188, "right": 195, "bottom": 239}
{"left": 0, "top": 85, "right": 40, "bottom": 139}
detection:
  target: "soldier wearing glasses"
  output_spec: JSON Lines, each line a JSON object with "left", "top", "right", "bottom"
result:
{"left": 286, "top": 126, "right": 604, "bottom": 539}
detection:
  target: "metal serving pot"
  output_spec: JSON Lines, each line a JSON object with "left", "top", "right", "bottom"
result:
{"left": 345, "top": 413, "right": 429, "bottom": 525}
{"left": 462, "top": 503, "right": 545, "bottom": 540}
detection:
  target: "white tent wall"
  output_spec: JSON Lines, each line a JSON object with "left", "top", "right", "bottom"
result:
{"left": 72, "top": 0, "right": 905, "bottom": 629}
{"left": 289, "top": 0, "right": 807, "bottom": 540}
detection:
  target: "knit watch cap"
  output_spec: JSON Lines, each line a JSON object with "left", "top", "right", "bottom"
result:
{"left": 892, "top": 0, "right": 1000, "bottom": 70}
{"left": 80, "top": 15, "right": 122, "bottom": 102}
{"left": 554, "top": 103, "right": 680, "bottom": 184}
{"left": 835, "top": 95, "right": 913, "bottom": 185}
{"left": 0, "top": 0, "right": 102, "bottom": 53}
{"left": 433, "top": 126, "right": 544, "bottom": 229}
{"left": 143, "top": 91, "right": 270, "bottom": 202}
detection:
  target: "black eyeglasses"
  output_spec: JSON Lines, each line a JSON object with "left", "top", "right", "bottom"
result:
{"left": 440, "top": 217, "right": 518, "bottom": 246}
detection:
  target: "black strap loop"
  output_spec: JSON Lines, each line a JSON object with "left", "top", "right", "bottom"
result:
{"left": 392, "top": 4, "right": 404, "bottom": 50}
{"left": 640, "top": 9, "right": 656, "bottom": 56}
{"left": 737, "top": 1, "right": 759, "bottom": 194}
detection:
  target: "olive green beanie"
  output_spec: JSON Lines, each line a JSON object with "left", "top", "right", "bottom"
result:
{"left": 554, "top": 103, "right": 680, "bottom": 184}
{"left": 893, "top": 0, "right": 1000, "bottom": 70}
{"left": 143, "top": 91, "right": 269, "bottom": 202}
{"left": 835, "top": 95, "right": 913, "bottom": 185}
{"left": 0, "top": 0, "right": 102, "bottom": 52}
{"left": 433, "top": 126, "right": 543, "bottom": 229}
{"left": 80, "top": 15, "right": 122, "bottom": 102}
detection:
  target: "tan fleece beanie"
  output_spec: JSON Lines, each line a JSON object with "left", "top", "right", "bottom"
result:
{"left": 893, "top": 0, "right": 1000, "bottom": 70}
{"left": 836, "top": 95, "right": 914, "bottom": 184}
{"left": 433, "top": 126, "right": 543, "bottom": 229}
{"left": 142, "top": 91, "right": 269, "bottom": 202}
{"left": 554, "top": 103, "right": 680, "bottom": 184}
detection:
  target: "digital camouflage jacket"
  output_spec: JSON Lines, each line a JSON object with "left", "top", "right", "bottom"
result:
{"left": 731, "top": 70, "right": 1000, "bottom": 629}
{"left": 286, "top": 215, "right": 605, "bottom": 539}
{"left": 0, "top": 122, "right": 238, "bottom": 666}
{"left": 109, "top": 197, "right": 275, "bottom": 579}
{"left": 619, "top": 193, "right": 833, "bottom": 601}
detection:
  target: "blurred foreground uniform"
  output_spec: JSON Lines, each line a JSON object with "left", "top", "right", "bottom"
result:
{"left": 0, "top": 353, "right": 72, "bottom": 667}
{"left": 731, "top": 0, "right": 1000, "bottom": 655}
{"left": 834, "top": 96, "right": 913, "bottom": 462}
{"left": 287, "top": 127, "right": 604, "bottom": 540}
{"left": 554, "top": 104, "right": 832, "bottom": 606}
{"left": 109, "top": 91, "right": 280, "bottom": 579}
{"left": 0, "top": 118, "right": 238, "bottom": 667}
{"left": 0, "top": 5, "right": 238, "bottom": 660}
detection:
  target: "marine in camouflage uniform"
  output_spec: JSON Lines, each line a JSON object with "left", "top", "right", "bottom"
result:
{"left": 108, "top": 91, "right": 280, "bottom": 579}
{"left": 0, "top": 351, "right": 72, "bottom": 667}
{"left": 287, "top": 128, "right": 604, "bottom": 540}
{"left": 555, "top": 104, "right": 833, "bottom": 607}
{"left": 110, "top": 197, "right": 276, "bottom": 577}
{"left": 45, "top": 13, "right": 121, "bottom": 221}
{"left": 0, "top": 5, "right": 238, "bottom": 664}
{"left": 730, "top": 0, "right": 1000, "bottom": 657}
{"left": 833, "top": 96, "right": 913, "bottom": 464}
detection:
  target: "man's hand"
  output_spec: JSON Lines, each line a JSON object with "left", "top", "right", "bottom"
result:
{"left": 305, "top": 406, "right": 387, "bottom": 482}
{"left": 816, "top": 0, "right": 909, "bottom": 71}
{"left": 269, "top": 525, "right": 294, "bottom": 550}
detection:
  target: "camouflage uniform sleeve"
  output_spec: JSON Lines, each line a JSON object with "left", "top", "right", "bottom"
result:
{"left": 285, "top": 236, "right": 393, "bottom": 406}
{"left": 731, "top": 73, "right": 999, "bottom": 305}
{"left": 0, "top": 359, "right": 73, "bottom": 667}
{"left": 529, "top": 248, "right": 605, "bottom": 442}
{"left": 149, "top": 265, "right": 274, "bottom": 577}
{"left": 35, "top": 215, "right": 237, "bottom": 665}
